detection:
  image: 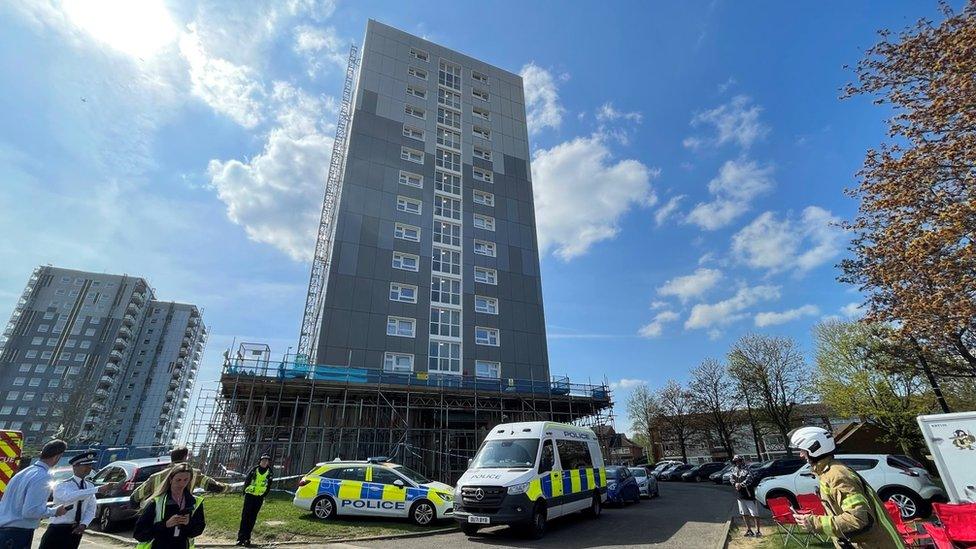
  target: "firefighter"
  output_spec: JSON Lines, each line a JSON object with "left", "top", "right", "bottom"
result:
{"left": 131, "top": 446, "right": 229, "bottom": 507}
{"left": 236, "top": 453, "right": 273, "bottom": 546}
{"left": 789, "top": 426, "right": 905, "bottom": 549}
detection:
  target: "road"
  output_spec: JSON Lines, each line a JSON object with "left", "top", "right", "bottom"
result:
{"left": 37, "top": 481, "right": 735, "bottom": 548}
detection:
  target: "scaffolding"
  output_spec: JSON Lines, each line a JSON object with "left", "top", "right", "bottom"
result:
{"left": 188, "top": 343, "right": 614, "bottom": 484}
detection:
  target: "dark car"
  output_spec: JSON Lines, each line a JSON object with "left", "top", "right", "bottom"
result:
{"left": 660, "top": 463, "right": 693, "bottom": 481}
{"left": 681, "top": 462, "right": 727, "bottom": 482}
{"left": 605, "top": 466, "right": 641, "bottom": 505}
{"left": 710, "top": 463, "right": 735, "bottom": 484}
{"left": 92, "top": 457, "right": 171, "bottom": 531}
{"left": 648, "top": 461, "right": 683, "bottom": 480}
{"left": 721, "top": 461, "right": 764, "bottom": 484}
{"left": 750, "top": 457, "right": 806, "bottom": 485}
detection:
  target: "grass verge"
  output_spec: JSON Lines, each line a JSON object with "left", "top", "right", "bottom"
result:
{"left": 727, "top": 519, "right": 833, "bottom": 549}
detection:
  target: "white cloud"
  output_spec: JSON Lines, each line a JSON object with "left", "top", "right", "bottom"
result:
{"left": 657, "top": 268, "right": 722, "bottom": 302}
{"left": 686, "top": 159, "right": 774, "bottom": 230}
{"left": 685, "top": 285, "right": 781, "bottom": 329}
{"left": 532, "top": 134, "right": 658, "bottom": 260}
{"left": 596, "top": 102, "right": 643, "bottom": 123}
{"left": 754, "top": 304, "right": 819, "bottom": 327}
{"left": 610, "top": 378, "right": 647, "bottom": 391}
{"left": 520, "top": 63, "right": 565, "bottom": 134}
{"left": 685, "top": 95, "right": 769, "bottom": 150}
{"left": 731, "top": 206, "right": 843, "bottom": 274}
{"left": 649, "top": 300, "right": 669, "bottom": 310}
{"left": 654, "top": 195, "right": 685, "bottom": 226}
{"left": 840, "top": 302, "right": 863, "bottom": 318}
{"left": 638, "top": 311, "right": 680, "bottom": 338}
{"left": 293, "top": 25, "right": 345, "bottom": 76}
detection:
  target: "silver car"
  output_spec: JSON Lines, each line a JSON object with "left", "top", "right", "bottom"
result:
{"left": 629, "top": 467, "right": 659, "bottom": 498}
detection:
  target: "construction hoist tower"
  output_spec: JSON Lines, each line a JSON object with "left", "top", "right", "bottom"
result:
{"left": 298, "top": 45, "right": 359, "bottom": 362}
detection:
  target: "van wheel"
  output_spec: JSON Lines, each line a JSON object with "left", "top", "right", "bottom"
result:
{"left": 583, "top": 492, "right": 602, "bottom": 519}
{"left": 410, "top": 500, "right": 436, "bottom": 526}
{"left": 524, "top": 504, "right": 547, "bottom": 539}
{"left": 461, "top": 523, "right": 481, "bottom": 536}
{"left": 312, "top": 496, "right": 336, "bottom": 520}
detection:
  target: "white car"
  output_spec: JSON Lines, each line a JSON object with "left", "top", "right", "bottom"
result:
{"left": 629, "top": 467, "right": 659, "bottom": 498}
{"left": 756, "top": 454, "right": 947, "bottom": 520}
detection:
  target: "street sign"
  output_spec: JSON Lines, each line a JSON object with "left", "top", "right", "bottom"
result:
{"left": 917, "top": 412, "right": 976, "bottom": 503}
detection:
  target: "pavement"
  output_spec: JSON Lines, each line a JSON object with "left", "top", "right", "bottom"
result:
{"left": 33, "top": 481, "right": 736, "bottom": 549}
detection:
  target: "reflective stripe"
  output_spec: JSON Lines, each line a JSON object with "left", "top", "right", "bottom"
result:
{"left": 382, "top": 484, "right": 407, "bottom": 502}
{"left": 841, "top": 493, "right": 868, "bottom": 512}
{"left": 552, "top": 472, "right": 564, "bottom": 496}
{"left": 338, "top": 480, "right": 362, "bottom": 500}
{"left": 245, "top": 469, "right": 269, "bottom": 496}
{"left": 599, "top": 468, "right": 607, "bottom": 487}
{"left": 585, "top": 468, "right": 596, "bottom": 490}
{"left": 526, "top": 478, "right": 543, "bottom": 501}
{"left": 569, "top": 469, "right": 581, "bottom": 494}
{"left": 820, "top": 515, "right": 834, "bottom": 538}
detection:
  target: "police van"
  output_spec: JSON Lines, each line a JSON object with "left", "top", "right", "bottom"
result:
{"left": 453, "top": 421, "right": 607, "bottom": 538}
{"left": 293, "top": 459, "right": 454, "bottom": 525}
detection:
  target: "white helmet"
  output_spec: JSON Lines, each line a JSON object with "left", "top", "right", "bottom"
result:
{"left": 789, "top": 426, "right": 835, "bottom": 458}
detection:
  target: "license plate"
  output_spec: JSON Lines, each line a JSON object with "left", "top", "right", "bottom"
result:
{"left": 468, "top": 515, "right": 490, "bottom": 524}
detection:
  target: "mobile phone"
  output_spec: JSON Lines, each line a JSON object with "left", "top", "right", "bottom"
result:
{"left": 179, "top": 509, "right": 191, "bottom": 516}
{"left": 63, "top": 504, "right": 74, "bottom": 511}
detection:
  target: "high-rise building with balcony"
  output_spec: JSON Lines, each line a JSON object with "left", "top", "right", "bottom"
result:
{"left": 0, "top": 266, "right": 205, "bottom": 448}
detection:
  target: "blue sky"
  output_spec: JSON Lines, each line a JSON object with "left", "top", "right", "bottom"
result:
{"left": 0, "top": 1, "right": 951, "bottom": 433}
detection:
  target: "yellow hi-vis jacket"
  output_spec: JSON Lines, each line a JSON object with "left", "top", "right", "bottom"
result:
{"left": 811, "top": 457, "right": 906, "bottom": 549}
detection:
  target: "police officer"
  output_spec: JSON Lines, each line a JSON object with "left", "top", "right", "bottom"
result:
{"left": 789, "top": 426, "right": 905, "bottom": 548}
{"left": 39, "top": 450, "right": 117, "bottom": 549}
{"left": 236, "top": 453, "right": 273, "bottom": 547}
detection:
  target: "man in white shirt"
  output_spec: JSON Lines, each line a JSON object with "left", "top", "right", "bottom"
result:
{"left": 38, "top": 450, "right": 116, "bottom": 549}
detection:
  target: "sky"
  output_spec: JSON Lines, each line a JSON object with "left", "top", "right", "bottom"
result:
{"left": 0, "top": 1, "right": 953, "bottom": 435}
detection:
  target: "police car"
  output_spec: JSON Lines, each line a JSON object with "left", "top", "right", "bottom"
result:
{"left": 293, "top": 458, "right": 454, "bottom": 525}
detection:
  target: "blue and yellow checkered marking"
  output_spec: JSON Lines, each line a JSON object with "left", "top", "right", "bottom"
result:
{"left": 527, "top": 468, "right": 605, "bottom": 501}
{"left": 295, "top": 464, "right": 450, "bottom": 507}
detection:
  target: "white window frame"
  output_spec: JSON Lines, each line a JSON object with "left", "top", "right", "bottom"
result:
{"left": 396, "top": 196, "right": 422, "bottom": 215}
{"left": 408, "top": 66, "right": 427, "bottom": 80}
{"left": 474, "top": 240, "right": 497, "bottom": 257}
{"left": 473, "top": 106, "right": 490, "bottom": 121}
{"left": 386, "top": 316, "right": 416, "bottom": 338}
{"left": 475, "top": 296, "right": 499, "bottom": 315}
{"left": 436, "top": 128, "right": 461, "bottom": 150}
{"left": 434, "top": 194, "right": 462, "bottom": 221}
{"left": 438, "top": 88, "right": 462, "bottom": 110}
{"left": 410, "top": 48, "right": 429, "bottom": 62}
{"left": 473, "top": 146, "right": 492, "bottom": 161}
{"left": 475, "top": 326, "right": 500, "bottom": 346}
{"left": 473, "top": 189, "right": 495, "bottom": 207}
{"left": 432, "top": 220, "right": 462, "bottom": 248}
{"left": 392, "top": 252, "right": 420, "bottom": 272}
{"left": 475, "top": 267, "right": 498, "bottom": 285}
{"left": 432, "top": 247, "right": 462, "bottom": 276}
{"left": 437, "top": 107, "right": 461, "bottom": 130}
{"left": 384, "top": 352, "right": 415, "bottom": 373}
{"left": 472, "top": 168, "right": 493, "bottom": 183}
{"left": 428, "top": 340, "right": 461, "bottom": 374}
{"left": 405, "top": 105, "right": 426, "bottom": 120}
{"left": 390, "top": 282, "right": 418, "bottom": 304}
{"left": 473, "top": 125, "right": 491, "bottom": 140}
{"left": 401, "top": 147, "right": 424, "bottom": 164}
{"left": 430, "top": 275, "right": 462, "bottom": 306}
{"left": 394, "top": 222, "right": 421, "bottom": 242}
{"left": 472, "top": 88, "right": 490, "bottom": 102}
{"left": 429, "top": 306, "right": 462, "bottom": 339}
{"left": 435, "top": 148, "right": 461, "bottom": 172}
{"left": 472, "top": 71, "right": 489, "bottom": 85}
{"left": 473, "top": 214, "right": 495, "bottom": 231}
{"left": 476, "top": 360, "right": 501, "bottom": 379}
{"left": 434, "top": 170, "right": 461, "bottom": 195}
{"left": 438, "top": 59, "right": 462, "bottom": 91}
{"left": 406, "top": 85, "right": 427, "bottom": 99}
{"left": 402, "top": 125, "right": 425, "bottom": 141}
{"left": 398, "top": 170, "right": 423, "bottom": 188}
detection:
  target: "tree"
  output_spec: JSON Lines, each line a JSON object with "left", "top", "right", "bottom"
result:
{"left": 657, "top": 380, "right": 694, "bottom": 462}
{"left": 728, "top": 334, "right": 811, "bottom": 457}
{"left": 687, "top": 358, "right": 738, "bottom": 458}
{"left": 626, "top": 384, "right": 661, "bottom": 460}
{"left": 814, "top": 320, "right": 934, "bottom": 457}
{"left": 841, "top": 3, "right": 976, "bottom": 377}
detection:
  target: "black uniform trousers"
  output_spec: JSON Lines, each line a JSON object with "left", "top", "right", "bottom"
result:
{"left": 39, "top": 524, "right": 82, "bottom": 549}
{"left": 237, "top": 493, "right": 265, "bottom": 542}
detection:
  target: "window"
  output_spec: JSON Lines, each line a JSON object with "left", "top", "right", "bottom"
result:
{"left": 38, "top": 324, "right": 49, "bottom": 333}
{"left": 473, "top": 146, "right": 492, "bottom": 162}
{"left": 84, "top": 329, "right": 95, "bottom": 336}
{"left": 429, "top": 307, "right": 461, "bottom": 338}
{"left": 476, "top": 360, "right": 500, "bottom": 379}
{"left": 472, "top": 88, "right": 490, "bottom": 102}
{"left": 437, "top": 107, "right": 461, "bottom": 129}
{"left": 432, "top": 221, "right": 461, "bottom": 248}
{"left": 386, "top": 317, "right": 416, "bottom": 338}
{"left": 79, "top": 341, "right": 90, "bottom": 349}
{"left": 25, "top": 351, "right": 37, "bottom": 359}
{"left": 40, "top": 351, "right": 52, "bottom": 359}
{"left": 401, "top": 147, "right": 424, "bottom": 164}
{"left": 47, "top": 379, "right": 59, "bottom": 388}
{"left": 22, "top": 393, "right": 34, "bottom": 402}
{"left": 472, "top": 71, "right": 489, "bottom": 85}
{"left": 436, "top": 128, "right": 461, "bottom": 150}
{"left": 398, "top": 170, "right": 423, "bottom": 188}
{"left": 473, "top": 168, "right": 493, "bottom": 183}
{"left": 434, "top": 195, "right": 461, "bottom": 220}
{"left": 473, "top": 107, "right": 490, "bottom": 121}
{"left": 409, "top": 48, "right": 428, "bottom": 62}
{"left": 474, "top": 240, "right": 497, "bottom": 257}
{"left": 432, "top": 247, "right": 461, "bottom": 276}
{"left": 18, "top": 364, "right": 30, "bottom": 373}
{"left": 394, "top": 223, "right": 421, "bottom": 242}
{"left": 475, "top": 326, "right": 500, "bottom": 346}
{"left": 404, "top": 105, "right": 425, "bottom": 120}
{"left": 408, "top": 66, "right": 427, "bottom": 80}
{"left": 0, "top": 407, "right": 11, "bottom": 415}
{"left": 430, "top": 276, "right": 461, "bottom": 306}
{"left": 428, "top": 341, "right": 461, "bottom": 373}
{"left": 473, "top": 214, "right": 495, "bottom": 231}
{"left": 556, "top": 440, "right": 593, "bottom": 470}
{"left": 438, "top": 88, "right": 461, "bottom": 110}
{"left": 434, "top": 170, "right": 461, "bottom": 195}
{"left": 5, "top": 392, "right": 18, "bottom": 401}
{"left": 46, "top": 338, "right": 57, "bottom": 346}
{"left": 390, "top": 283, "right": 418, "bottom": 303}
{"left": 405, "top": 85, "right": 426, "bottom": 99}
{"left": 438, "top": 60, "right": 461, "bottom": 90}
{"left": 837, "top": 458, "right": 879, "bottom": 471}
{"left": 475, "top": 296, "right": 498, "bottom": 314}
{"left": 15, "top": 407, "right": 28, "bottom": 416}
{"left": 402, "top": 125, "right": 424, "bottom": 141}
{"left": 435, "top": 148, "right": 461, "bottom": 173}
{"left": 12, "top": 378, "right": 25, "bottom": 387}
{"left": 473, "top": 126, "right": 491, "bottom": 140}
{"left": 396, "top": 196, "right": 422, "bottom": 215}
{"left": 384, "top": 352, "right": 414, "bottom": 373}
{"left": 392, "top": 252, "right": 419, "bottom": 272}
{"left": 475, "top": 267, "right": 498, "bottom": 285}
{"left": 31, "top": 337, "right": 43, "bottom": 345}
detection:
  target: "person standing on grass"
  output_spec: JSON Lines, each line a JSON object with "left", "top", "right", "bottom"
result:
{"left": 730, "top": 455, "right": 762, "bottom": 537}
{"left": 133, "top": 463, "right": 205, "bottom": 549}
{"left": 0, "top": 440, "right": 71, "bottom": 548}
{"left": 236, "top": 453, "right": 273, "bottom": 547}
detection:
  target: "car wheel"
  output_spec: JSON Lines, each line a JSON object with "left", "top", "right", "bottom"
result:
{"left": 524, "top": 504, "right": 547, "bottom": 539}
{"left": 881, "top": 488, "right": 924, "bottom": 520}
{"left": 461, "top": 523, "right": 481, "bottom": 536}
{"left": 583, "top": 492, "right": 602, "bottom": 519}
{"left": 97, "top": 506, "right": 114, "bottom": 532}
{"left": 312, "top": 496, "right": 336, "bottom": 520}
{"left": 410, "top": 500, "right": 436, "bottom": 526}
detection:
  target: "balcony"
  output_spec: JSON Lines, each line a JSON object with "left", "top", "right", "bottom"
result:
{"left": 179, "top": 348, "right": 188, "bottom": 358}
{"left": 109, "top": 349, "right": 123, "bottom": 361}
{"left": 97, "top": 375, "right": 113, "bottom": 388}
{"left": 113, "top": 338, "right": 126, "bottom": 350}
{"left": 123, "top": 314, "right": 136, "bottom": 326}
{"left": 188, "top": 317, "right": 200, "bottom": 327}
{"left": 118, "top": 326, "right": 132, "bottom": 339}
{"left": 93, "top": 388, "right": 109, "bottom": 400}
{"left": 126, "top": 302, "right": 139, "bottom": 314}
{"left": 90, "top": 402, "right": 105, "bottom": 414}
{"left": 104, "top": 363, "right": 119, "bottom": 375}
{"left": 169, "top": 379, "right": 179, "bottom": 389}
{"left": 161, "top": 402, "right": 172, "bottom": 413}
{"left": 131, "top": 292, "right": 145, "bottom": 305}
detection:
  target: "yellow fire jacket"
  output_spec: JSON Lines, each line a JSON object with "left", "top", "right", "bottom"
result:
{"left": 811, "top": 457, "right": 905, "bottom": 549}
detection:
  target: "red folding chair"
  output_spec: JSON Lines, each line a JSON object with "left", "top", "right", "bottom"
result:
{"left": 933, "top": 502, "right": 976, "bottom": 546}
{"left": 883, "top": 500, "right": 928, "bottom": 547}
{"left": 925, "top": 523, "right": 955, "bottom": 549}
{"left": 768, "top": 497, "right": 812, "bottom": 548}
{"left": 795, "top": 494, "right": 830, "bottom": 544}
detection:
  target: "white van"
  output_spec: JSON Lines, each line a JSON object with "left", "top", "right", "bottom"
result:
{"left": 453, "top": 421, "right": 607, "bottom": 538}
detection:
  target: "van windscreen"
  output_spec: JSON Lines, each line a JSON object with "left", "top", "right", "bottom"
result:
{"left": 471, "top": 439, "right": 540, "bottom": 469}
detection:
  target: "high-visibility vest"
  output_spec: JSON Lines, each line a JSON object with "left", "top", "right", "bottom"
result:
{"left": 134, "top": 495, "right": 203, "bottom": 549}
{"left": 245, "top": 469, "right": 269, "bottom": 497}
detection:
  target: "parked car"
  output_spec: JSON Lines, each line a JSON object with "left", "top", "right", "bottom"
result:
{"left": 629, "top": 467, "right": 659, "bottom": 498}
{"left": 660, "top": 463, "right": 694, "bottom": 481}
{"left": 92, "top": 456, "right": 172, "bottom": 531}
{"left": 750, "top": 457, "right": 806, "bottom": 485}
{"left": 648, "top": 460, "right": 683, "bottom": 479}
{"left": 757, "top": 454, "right": 947, "bottom": 520}
{"left": 710, "top": 463, "right": 735, "bottom": 484}
{"left": 681, "top": 462, "right": 727, "bottom": 482}
{"left": 605, "top": 466, "right": 641, "bottom": 505}
{"left": 721, "top": 461, "right": 764, "bottom": 485}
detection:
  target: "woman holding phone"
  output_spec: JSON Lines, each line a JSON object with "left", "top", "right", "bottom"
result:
{"left": 133, "top": 463, "right": 206, "bottom": 549}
